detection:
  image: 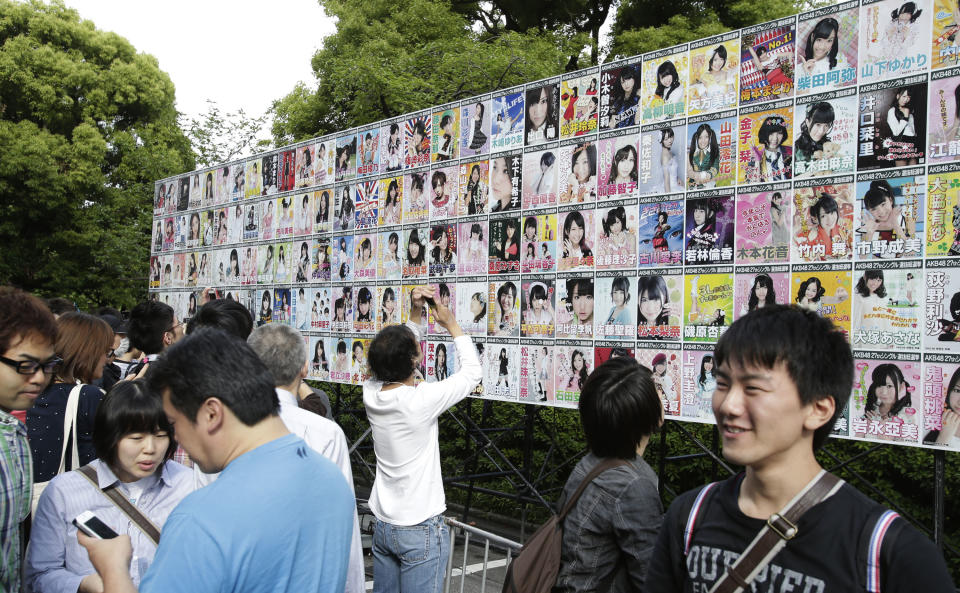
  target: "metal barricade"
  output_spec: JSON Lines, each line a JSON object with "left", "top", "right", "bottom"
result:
{"left": 444, "top": 517, "right": 523, "bottom": 593}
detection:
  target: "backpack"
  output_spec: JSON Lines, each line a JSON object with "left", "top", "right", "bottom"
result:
{"left": 501, "top": 458, "right": 628, "bottom": 593}
{"left": 683, "top": 478, "right": 903, "bottom": 593}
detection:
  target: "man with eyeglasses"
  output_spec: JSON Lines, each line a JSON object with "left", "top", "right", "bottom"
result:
{"left": 0, "top": 286, "right": 59, "bottom": 592}
{"left": 125, "top": 301, "right": 185, "bottom": 378}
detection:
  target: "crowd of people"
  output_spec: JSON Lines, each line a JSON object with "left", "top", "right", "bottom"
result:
{"left": 0, "top": 285, "right": 954, "bottom": 592}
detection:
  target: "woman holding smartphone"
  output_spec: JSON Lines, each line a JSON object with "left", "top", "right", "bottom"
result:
{"left": 27, "top": 380, "right": 193, "bottom": 592}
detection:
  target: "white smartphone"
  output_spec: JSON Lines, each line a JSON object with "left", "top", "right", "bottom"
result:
{"left": 73, "top": 511, "right": 118, "bottom": 540}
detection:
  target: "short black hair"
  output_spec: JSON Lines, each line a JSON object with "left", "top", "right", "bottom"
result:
{"left": 368, "top": 324, "right": 419, "bottom": 383}
{"left": 128, "top": 300, "right": 174, "bottom": 355}
{"left": 579, "top": 357, "right": 662, "bottom": 459}
{"left": 146, "top": 328, "right": 279, "bottom": 426}
{"left": 187, "top": 299, "right": 254, "bottom": 339}
{"left": 93, "top": 380, "right": 177, "bottom": 468}
{"left": 713, "top": 304, "right": 852, "bottom": 450}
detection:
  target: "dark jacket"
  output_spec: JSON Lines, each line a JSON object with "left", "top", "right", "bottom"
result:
{"left": 554, "top": 452, "right": 663, "bottom": 593}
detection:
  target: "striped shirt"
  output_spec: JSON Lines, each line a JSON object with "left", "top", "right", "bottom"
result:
{"left": 0, "top": 409, "right": 32, "bottom": 593}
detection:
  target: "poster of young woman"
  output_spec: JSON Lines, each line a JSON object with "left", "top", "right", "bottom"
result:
{"left": 521, "top": 276, "right": 555, "bottom": 338}
{"left": 599, "top": 58, "right": 641, "bottom": 130}
{"left": 488, "top": 278, "right": 520, "bottom": 337}
{"left": 684, "top": 194, "right": 736, "bottom": 264}
{"left": 791, "top": 262, "right": 853, "bottom": 338}
{"left": 686, "top": 110, "right": 737, "bottom": 189}
{"left": 520, "top": 213, "right": 557, "bottom": 273}
{"left": 733, "top": 266, "right": 791, "bottom": 320}
{"left": 848, "top": 352, "right": 923, "bottom": 444}
{"left": 683, "top": 266, "right": 734, "bottom": 342}
{"left": 641, "top": 44, "right": 689, "bottom": 123}
{"left": 926, "top": 163, "right": 960, "bottom": 255}
{"left": 597, "top": 131, "right": 639, "bottom": 200}
{"left": 427, "top": 282, "right": 456, "bottom": 335}
{"left": 455, "top": 279, "right": 488, "bottom": 336}
{"left": 560, "top": 67, "right": 600, "bottom": 140}
{"left": 924, "top": 258, "right": 960, "bottom": 352}
{"left": 491, "top": 87, "right": 525, "bottom": 151}
{"left": 404, "top": 113, "right": 431, "bottom": 170}
{"left": 375, "top": 283, "right": 400, "bottom": 332}
{"left": 637, "top": 196, "right": 685, "bottom": 267}
{"left": 554, "top": 342, "right": 593, "bottom": 407}
{"left": 857, "top": 76, "right": 928, "bottom": 170}
{"left": 460, "top": 97, "right": 492, "bottom": 158}
{"left": 485, "top": 341, "right": 520, "bottom": 400}
{"left": 594, "top": 272, "right": 637, "bottom": 340}
{"left": 735, "top": 184, "right": 792, "bottom": 263}
{"left": 636, "top": 344, "right": 682, "bottom": 416}
{"left": 737, "top": 100, "right": 794, "bottom": 184}
{"left": 688, "top": 32, "right": 740, "bottom": 115}
{"left": 739, "top": 16, "right": 797, "bottom": 104}
{"left": 793, "top": 89, "right": 858, "bottom": 178}
{"left": 921, "top": 353, "right": 960, "bottom": 449}
{"left": 681, "top": 344, "right": 718, "bottom": 421}
{"left": 638, "top": 122, "right": 687, "bottom": 195}
{"left": 521, "top": 343, "right": 555, "bottom": 404}
{"left": 458, "top": 221, "right": 489, "bottom": 276}
{"left": 431, "top": 104, "right": 459, "bottom": 163}
{"left": 295, "top": 143, "right": 315, "bottom": 188}
{"left": 636, "top": 270, "right": 683, "bottom": 341}
{"left": 313, "top": 137, "right": 336, "bottom": 185}
{"left": 357, "top": 125, "right": 381, "bottom": 178}
{"left": 522, "top": 146, "right": 559, "bottom": 209}
{"left": 595, "top": 202, "right": 639, "bottom": 269}
{"left": 459, "top": 159, "right": 490, "bottom": 215}
{"left": 859, "top": 0, "right": 932, "bottom": 83}
{"left": 795, "top": 1, "right": 859, "bottom": 95}
{"left": 524, "top": 79, "right": 560, "bottom": 146}
{"left": 854, "top": 169, "right": 925, "bottom": 259}
{"left": 851, "top": 260, "right": 922, "bottom": 351}
{"left": 792, "top": 177, "right": 855, "bottom": 261}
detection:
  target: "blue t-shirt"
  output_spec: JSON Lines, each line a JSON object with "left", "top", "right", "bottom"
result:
{"left": 141, "top": 434, "right": 353, "bottom": 593}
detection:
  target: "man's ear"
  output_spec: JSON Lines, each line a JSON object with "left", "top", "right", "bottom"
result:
{"left": 804, "top": 394, "right": 836, "bottom": 432}
{"left": 300, "top": 361, "right": 309, "bottom": 380}
{"left": 198, "top": 397, "right": 226, "bottom": 434}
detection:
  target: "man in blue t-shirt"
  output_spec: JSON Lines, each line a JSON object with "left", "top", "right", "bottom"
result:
{"left": 79, "top": 328, "right": 354, "bottom": 593}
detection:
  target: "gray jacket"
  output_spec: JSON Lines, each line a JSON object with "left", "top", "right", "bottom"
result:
{"left": 554, "top": 453, "right": 663, "bottom": 593}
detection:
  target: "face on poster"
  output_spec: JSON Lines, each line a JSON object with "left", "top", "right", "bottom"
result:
{"left": 188, "top": 173, "right": 201, "bottom": 209}
{"left": 377, "top": 230, "right": 402, "bottom": 280}
{"left": 556, "top": 277, "right": 595, "bottom": 339}
{"left": 460, "top": 100, "right": 491, "bottom": 157}
{"left": 681, "top": 349, "right": 718, "bottom": 422}
{"left": 597, "top": 136, "right": 639, "bottom": 200}
{"left": 429, "top": 165, "right": 458, "bottom": 220}
{"left": 351, "top": 338, "right": 371, "bottom": 384}
{"left": 857, "top": 82, "right": 928, "bottom": 170}
{"left": 684, "top": 196, "right": 735, "bottom": 264}
{"left": 376, "top": 285, "right": 400, "bottom": 332}
{"left": 489, "top": 217, "right": 521, "bottom": 274}
{"left": 332, "top": 286, "right": 354, "bottom": 332}
{"left": 308, "top": 337, "right": 330, "bottom": 381}
{"left": 400, "top": 285, "right": 428, "bottom": 334}
{"left": 256, "top": 244, "right": 274, "bottom": 284}
{"left": 275, "top": 242, "right": 293, "bottom": 284}
{"left": 294, "top": 193, "right": 312, "bottom": 236}
{"left": 244, "top": 159, "right": 261, "bottom": 200}
{"left": 293, "top": 287, "right": 311, "bottom": 331}
{"left": 684, "top": 272, "right": 734, "bottom": 342}
{"left": 432, "top": 107, "right": 459, "bottom": 163}
{"left": 525, "top": 83, "right": 560, "bottom": 146}
{"left": 637, "top": 199, "right": 685, "bottom": 267}
{"left": 458, "top": 221, "right": 489, "bottom": 276}
{"left": 355, "top": 181, "right": 379, "bottom": 230}
{"left": 851, "top": 267, "right": 921, "bottom": 350}
{"left": 491, "top": 91, "right": 524, "bottom": 151}
{"left": 314, "top": 141, "right": 335, "bottom": 184}
{"left": 201, "top": 171, "right": 216, "bottom": 208}
{"left": 455, "top": 281, "right": 488, "bottom": 336}
{"left": 427, "top": 282, "right": 456, "bottom": 335}
{"left": 333, "top": 235, "right": 354, "bottom": 283}
{"left": 313, "top": 286, "right": 332, "bottom": 330}
{"left": 335, "top": 135, "right": 357, "bottom": 183}
{"left": 522, "top": 148, "right": 558, "bottom": 208}
{"left": 272, "top": 288, "right": 292, "bottom": 324}
{"left": 428, "top": 224, "right": 457, "bottom": 277}
{"left": 791, "top": 271, "right": 853, "bottom": 337}
{"left": 595, "top": 204, "right": 638, "bottom": 269}
{"left": 689, "top": 40, "right": 740, "bottom": 115}
{"left": 312, "top": 238, "right": 330, "bottom": 282}
{"left": 926, "top": 170, "right": 960, "bottom": 256}
{"left": 924, "top": 266, "right": 960, "bottom": 351}
{"left": 636, "top": 347, "right": 682, "bottom": 416}
{"left": 459, "top": 160, "right": 490, "bottom": 215}
{"left": 738, "top": 107, "right": 794, "bottom": 184}
{"left": 228, "top": 165, "right": 244, "bottom": 202}
{"left": 334, "top": 185, "right": 355, "bottom": 232}
{"left": 293, "top": 240, "right": 311, "bottom": 283}
{"left": 485, "top": 344, "right": 520, "bottom": 400}
{"left": 795, "top": 8, "right": 859, "bottom": 95}
{"left": 521, "top": 344, "right": 555, "bottom": 404}
{"left": 314, "top": 189, "right": 332, "bottom": 234}
{"left": 636, "top": 274, "right": 683, "bottom": 340}
{"left": 255, "top": 288, "right": 272, "bottom": 326}
{"left": 279, "top": 150, "right": 296, "bottom": 192}
{"left": 595, "top": 276, "right": 637, "bottom": 339}
{"left": 855, "top": 175, "right": 925, "bottom": 259}
{"left": 687, "top": 117, "right": 737, "bottom": 189}
{"left": 521, "top": 279, "right": 555, "bottom": 338}
{"left": 295, "top": 144, "right": 315, "bottom": 188}
{"left": 921, "top": 361, "right": 960, "bottom": 447}
{"left": 520, "top": 214, "right": 557, "bottom": 273}
{"left": 559, "top": 208, "right": 595, "bottom": 271}
{"left": 276, "top": 196, "right": 294, "bottom": 238}
{"left": 734, "top": 272, "right": 790, "bottom": 319}
{"left": 404, "top": 171, "right": 428, "bottom": 223}
{"left": 859, "top": 0, "right": 932, "bottom": 83}
{"left": 555, "top": 345, "right": 593, "bottom": 407}
{"left": 354, "top": 233, "right": 377, "bottom": 280}
{"left": 174, "top": 215, "right": 187, "bottom": 249}
{"left": 488, "top": 280, "right": 519, "bottom": 337}
{"left": 736, "top": 189, "right": 792, "bottom": 263}
{"left": 489, "top": 154, "right": 522, "bottom": 213}
{"left": 240, "top": 246, "right": 257, "bottom": 285}
{"left": 600, "top": 62, "right": 641, "bottom": 129}
{"left": 560, "top": 72, "right": 599, "bottom": 139}
{"left": 357, "top": 129, "right": 381, "bottom": 177}
{"left": 641, "top": 52, "right": 689, "bottom": 122}
{"left": 354, "top": 286, "right": 375, "bottom": 332}
{"left": 380, "top": 122, "right": 404, "bottom": 174}
{"left": 558, "top": 142, "right": 598, "bottom": 204}
{"left": 739, "top": 24, "right": 796, "bottom": 104}
{"left": 405, "top": 115, "right": 431, "bottom": 169}
{"left": 849, "top": 358, "right": 922, "bottom": 444}
{"left": 379, "top": 176, "right": 402, "bottom": 226}
{"left": 638, "top": 126, "right": 687, "bottom": 196}
{"left": 403, "top": 226, "right": 428, "bottom": 278}
{"left": 928, "top": 71, "right": 960, "bottom": 162}
{"left": 426, "top": 340, "right": 459, "bottom": 383}
{"left": 793, "top": 183, "right": 855, "bottom": 261}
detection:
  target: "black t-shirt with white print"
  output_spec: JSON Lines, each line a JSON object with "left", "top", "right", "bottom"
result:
{"left": 646, "top": 474, "right": 954, "bottom": 593}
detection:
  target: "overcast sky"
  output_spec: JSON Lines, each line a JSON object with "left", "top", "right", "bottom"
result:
{"left": 64, "top": 0, "right": 336, "bottom": 122}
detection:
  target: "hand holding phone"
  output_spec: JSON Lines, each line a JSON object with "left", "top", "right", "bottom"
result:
{"left": 73, "top": 511, "right": 118, "bottom": 540}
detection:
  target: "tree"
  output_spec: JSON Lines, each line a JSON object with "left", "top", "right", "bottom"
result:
{"left": 608, "top": 0, "right": 813, "bottom": 58}
{"left": 183, "top": 100, "right": 274, "bottom": 169}
{"left": 271, "top": 0, "right": 583, "bottom": 143}
{"left": 0, "top": 0, "right": 193, "bottom": 308}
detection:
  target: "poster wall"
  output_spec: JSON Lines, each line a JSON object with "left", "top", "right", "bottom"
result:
{"left": 152, "top": 0, "right": 960, "bottom": 451}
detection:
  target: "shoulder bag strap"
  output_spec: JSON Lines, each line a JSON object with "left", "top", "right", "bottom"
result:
{"left": 77, "top": 464, "right": 162, "bottom": 546}
{"left": 558, "top": 458, "right": 630, "bottom": 521}
{"left": 708, "top": 470, "right": 844, "bottom": 593}
{"left": 55, "top": 384, "right": 83, "bottom": 475}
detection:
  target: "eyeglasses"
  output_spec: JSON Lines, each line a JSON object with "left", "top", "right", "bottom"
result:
{"left": 0, "top": 356, "right": 63, "bottom": 376}
{"left": 165, "top": 322, "right": 184, "bottom": 334}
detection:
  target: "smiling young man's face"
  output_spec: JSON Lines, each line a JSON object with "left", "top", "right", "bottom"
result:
{"left": 712, "top": 359, "right": 832, "bottom": 470}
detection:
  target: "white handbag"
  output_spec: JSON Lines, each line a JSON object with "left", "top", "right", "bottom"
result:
{"left": 31, "top": 383, "right": 82, "bottom": 515}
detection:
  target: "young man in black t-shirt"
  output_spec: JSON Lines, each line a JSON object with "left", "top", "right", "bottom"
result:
{"left": 646, "top": 305, "right": 955, "bottom": 592}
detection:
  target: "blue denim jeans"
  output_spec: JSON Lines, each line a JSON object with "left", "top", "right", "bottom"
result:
{"left": 372, "top": 514, "right": 450, "bottom": 593}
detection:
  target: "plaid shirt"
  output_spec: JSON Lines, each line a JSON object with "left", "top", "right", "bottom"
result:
{"left": 0, "top": 410, "right": 32, "bottom": 592}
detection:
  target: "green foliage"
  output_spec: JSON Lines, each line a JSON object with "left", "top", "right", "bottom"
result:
{"left": 271, "top": 0, "right": 582, "bottom": 144}
{"left": 608, "top": 0, "right": 814, "bottom": 59}
{"left": 0, "top": 0, "right": 193, "bottom": 308}
{"left": 183, "top": 100, "right": 273, "bottom": 169}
